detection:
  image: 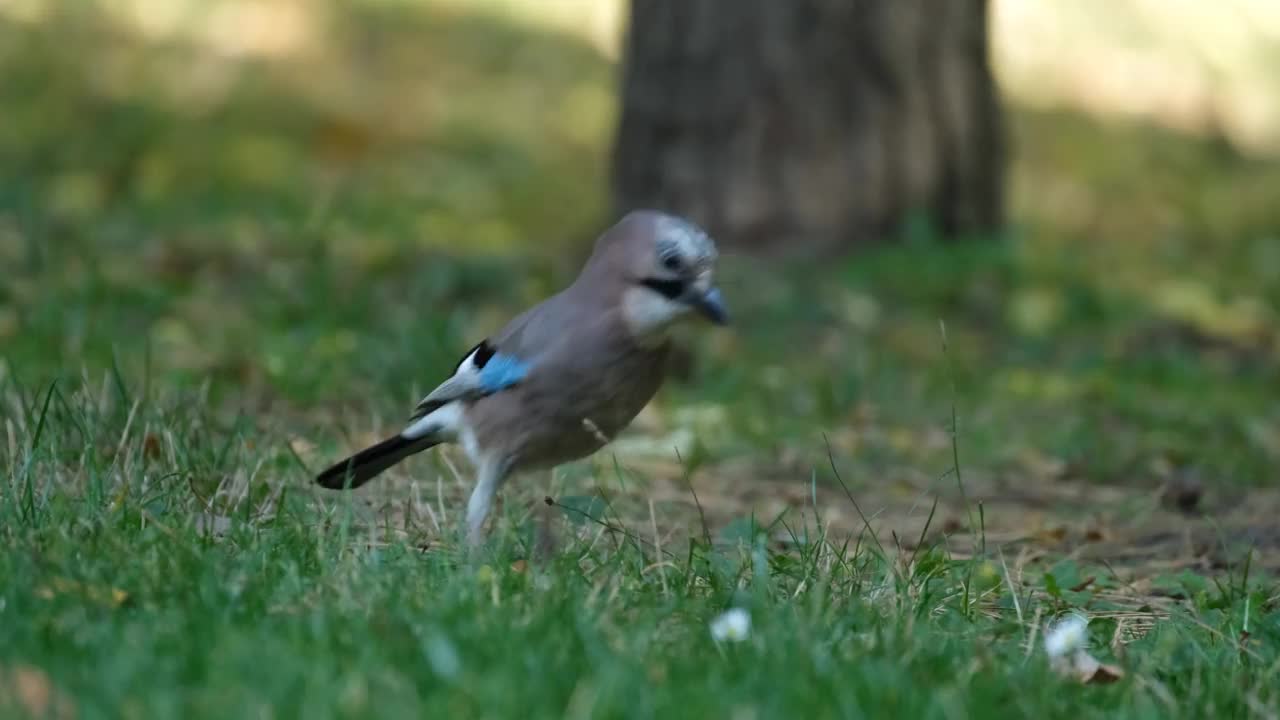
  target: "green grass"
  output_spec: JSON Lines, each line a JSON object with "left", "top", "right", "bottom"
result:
{"left": 3, "top": 382, "right": 1277, "bottom": 718}
{"left": 3, "top": 0, "right": 1280, "bottom": 717}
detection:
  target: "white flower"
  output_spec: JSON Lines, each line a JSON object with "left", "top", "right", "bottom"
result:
{"left": 1044, "top": 613, "right": 1089, "bottom": 660}
{"left": 1043, "top": 612, "right": 1125, "bottom": 684}
{"left": 710, "top": 607, "right": 751, "bottom": 642}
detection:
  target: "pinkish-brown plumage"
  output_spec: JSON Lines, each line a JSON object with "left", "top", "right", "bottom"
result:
{"left": 315, "top": 210, "right": 726, "bottom": 546}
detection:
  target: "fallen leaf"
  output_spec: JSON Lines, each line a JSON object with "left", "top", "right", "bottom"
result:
{"left": 510, "top": 559, "right": 528, "bottom": 573}
{"left": 142, "top": 433, "right": 162, "bottom": 460}
{"left": 1069, "top": 576, "right": 1096, "bottom": 592}
{"left": 1054, "top": 650, "right": 1125, "bottom": 684}
{"left": 1033, "top": 525, "right": 1069, "bottom": 544}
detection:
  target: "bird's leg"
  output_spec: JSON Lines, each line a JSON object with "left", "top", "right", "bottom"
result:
{"left": 465, "top": 457, "right": 507, "bottom": 548}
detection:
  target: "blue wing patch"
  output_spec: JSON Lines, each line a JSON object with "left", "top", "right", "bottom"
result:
{"left": 478, "top": 353, "right": 529, "bottom": 392}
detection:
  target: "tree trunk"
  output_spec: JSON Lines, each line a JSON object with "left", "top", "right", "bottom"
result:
{"left": 612, "top": 0, "right": 1005, "bottom": 255}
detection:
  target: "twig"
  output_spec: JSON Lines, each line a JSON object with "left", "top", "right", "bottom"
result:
{"left": 938, "top": 320, "right": 977, "bottom": 551}
{"left": 1024, "top": 605, "right": 1043, "bottom": 661}
{"left": 650, "top": 499, "right": 668, "bottom": 596}
{"left": 544, "top": 496, "right": 676, "bottom": 561}
{"left": 675, "top": 447, "right": 712, "bottom": 548}
{"left": 999, "top": 547, "right": 1024, "bottom": 627}
{"left": 823, "top": 433, "right": 887, "bottom": 558}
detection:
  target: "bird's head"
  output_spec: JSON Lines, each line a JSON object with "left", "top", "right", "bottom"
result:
{"left": 591, "top": 210, "right": 728, "bottom": 340}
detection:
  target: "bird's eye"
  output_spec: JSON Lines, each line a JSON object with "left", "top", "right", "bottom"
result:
{"left": 661, "top": 253, "right": 682, "bottom": 271}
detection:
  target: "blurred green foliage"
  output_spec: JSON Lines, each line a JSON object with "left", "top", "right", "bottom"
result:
{"left": 0, "top": 0, "right": 617, "bottom": 406}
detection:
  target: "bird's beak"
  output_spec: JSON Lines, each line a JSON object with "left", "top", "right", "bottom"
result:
{"left": 689, "top": 286, "right": 729, "bottom": 325}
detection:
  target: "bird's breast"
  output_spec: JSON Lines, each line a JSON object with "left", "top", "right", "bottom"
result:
{"left": 466, "top": 343, "right": 670, "bottom": 471}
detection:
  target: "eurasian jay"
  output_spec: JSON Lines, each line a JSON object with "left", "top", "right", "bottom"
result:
{"left": 315, "top": 210, "right": 728, "bottom": 545}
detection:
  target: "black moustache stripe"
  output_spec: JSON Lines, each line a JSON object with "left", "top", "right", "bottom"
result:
{"left": 640, "top": 277, "right": 685, "bottom": 300}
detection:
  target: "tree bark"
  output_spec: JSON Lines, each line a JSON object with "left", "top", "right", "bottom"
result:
{"left": 612, "top": 0, "right": 1005, "bottom": 255}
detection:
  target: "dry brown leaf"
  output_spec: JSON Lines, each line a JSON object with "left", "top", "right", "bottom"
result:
{"left": 1069, "top": 576, "right": 1097, "bottom": 592}
{"left": 141, "top": 433, "right": 163, "bottom": 460}
{"left": 1051, "top": 650, "right": 1125, "bottom": 685}
{"left": 1033, "top": 525, "right": 1069, "bottom": 544}
{"left": 1074, "top": 652, "right": 1124, "bottom": 684}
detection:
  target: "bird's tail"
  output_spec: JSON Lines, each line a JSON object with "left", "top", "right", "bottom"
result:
{"left": 315, "top": 433, "right": 440, "bottom": 490}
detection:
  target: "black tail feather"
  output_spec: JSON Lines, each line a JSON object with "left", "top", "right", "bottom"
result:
{"left": 315, "top": 434, "right": 439, "bottom": 490}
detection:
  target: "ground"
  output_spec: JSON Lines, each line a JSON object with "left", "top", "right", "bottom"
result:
{"left": 1, "top": 2, "right": 1279, "bottom": 718}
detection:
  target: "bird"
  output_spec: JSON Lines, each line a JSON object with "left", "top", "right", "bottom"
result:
{"left": 314, "top": 209, "right": 728, "bottom": 546}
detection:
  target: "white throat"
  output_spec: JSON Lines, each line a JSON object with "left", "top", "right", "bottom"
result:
{"left": 621, "top": 286, "right": 686, "bottom": 346}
